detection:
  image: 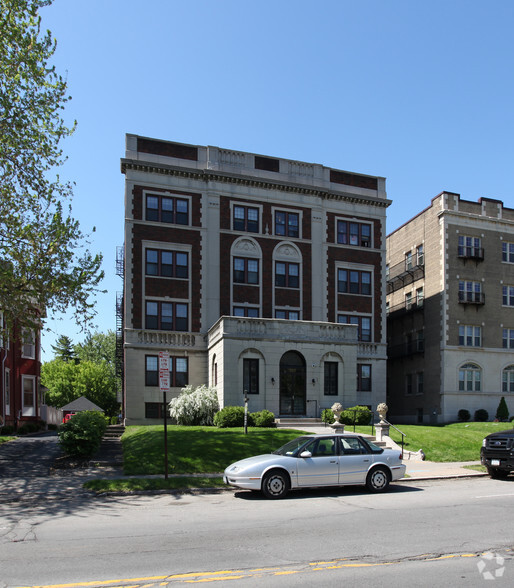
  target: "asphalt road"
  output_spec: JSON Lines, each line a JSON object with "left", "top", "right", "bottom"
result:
{"left": 1, "top": 475, "right": 513, "bottom": 587}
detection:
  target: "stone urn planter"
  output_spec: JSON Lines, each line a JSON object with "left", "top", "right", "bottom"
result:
{"left": 330, "top": 402, "right": 344, "bottom": 431}
{"left": 377, "top": 402, "right": 388, "bottom": 424}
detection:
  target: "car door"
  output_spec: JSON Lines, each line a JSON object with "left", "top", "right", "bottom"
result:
{"left": 296, "top": 437, "right": 339, "bottom": 487}
{"left": 338, "top": 437, "right": 373, "bottom": 485}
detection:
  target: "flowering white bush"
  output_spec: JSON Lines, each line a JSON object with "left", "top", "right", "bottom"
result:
{"left": 168, "top": 385, "right": 219, "bottom": 426}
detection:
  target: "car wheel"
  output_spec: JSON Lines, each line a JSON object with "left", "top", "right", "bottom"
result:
{"left": 262, "top": 469, "right": 290, "bottom": 499}
{"left": 366, "top": 466, "right": 390, "bottom": 492}
{"left": 487, "top": 466, "right": 509, "bottom": 480}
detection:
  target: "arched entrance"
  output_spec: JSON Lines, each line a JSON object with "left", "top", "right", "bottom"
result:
{"left": 279, "top": 351, "right": 306, "bottom": 415}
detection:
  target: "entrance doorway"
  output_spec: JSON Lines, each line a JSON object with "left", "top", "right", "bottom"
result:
{"left": 279, "top": 351, "right": 306, "bottom": 415}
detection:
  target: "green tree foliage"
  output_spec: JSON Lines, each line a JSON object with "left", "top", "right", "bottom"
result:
{"left": 58, "top": 411, "right": 107, "bottom": 458}
{"left": 51, "top": 334, "right": 76, "bottom": 362}
{"left": 42, "top": 359, "right": 118, "bottom": 417}
{"left": 0, "top": 0, "right": 103, "bottom": 335}
{"left": 496, "top": 396, "right": 509, "bottom": 421}
{"left": 74, "top": 330, "right": 116, "bottom": 375}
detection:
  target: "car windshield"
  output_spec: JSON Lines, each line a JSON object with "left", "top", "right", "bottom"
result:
{"left": 365, "top": 439, "right": 384, "bottom": 453}
{"left": 272, "top": 437, "right": 310, "bottom": 457}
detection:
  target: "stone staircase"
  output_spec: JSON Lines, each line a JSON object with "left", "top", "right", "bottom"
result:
{"left": 103, "top": 424, "right": 125, "bottom": 438}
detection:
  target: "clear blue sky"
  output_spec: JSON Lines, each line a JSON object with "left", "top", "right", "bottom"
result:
{"left": 40, "top": 0, "right": 514, "bottom": 360}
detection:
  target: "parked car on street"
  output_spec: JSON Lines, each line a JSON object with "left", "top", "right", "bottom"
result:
{"left": 223, "top": 434, "right": 406, "bottom": 499}
{"left": 481, "top": 428, "right": 514, "bottom": 479}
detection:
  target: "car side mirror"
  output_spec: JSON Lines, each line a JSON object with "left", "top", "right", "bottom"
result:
{"left": 300, "top": 451, "right": 312, "bottom": 458}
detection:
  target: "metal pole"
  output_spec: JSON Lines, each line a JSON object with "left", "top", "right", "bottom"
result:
{"left": 163, "top": 390, "right": 168, "bottom": 480}
{"left": 244, "top": 390, "right": 248, "bottom": 435}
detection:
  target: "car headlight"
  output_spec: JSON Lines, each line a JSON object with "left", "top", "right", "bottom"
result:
{"left": 482, "top": 439, "right": 486, "bottom": 447}
{"left": 229, "top": 466, "right": 240, "bottom": 473}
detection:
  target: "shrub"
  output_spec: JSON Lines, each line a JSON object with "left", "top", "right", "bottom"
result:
{"left": 458, "top": 409, "right": 471, "bottom": 422}
{"left": 168, "top": 385, "right": 219, "bottom": 426}
{"left": 496, "top": 396, "right": 509, "bottom": 421}
{"left": 474, "top": 408, "right": 489, "bottom": 422}
{"left": 214, "top": 406, "right": 252, "bottom": 428}
{"left": 17, "top": 421, "right": 43, "bottom": 435}
{"left": 321, "top": 408, "right": 335, "bottom": 424}
{"left": 58, "top": 411, "right": 107, "bottom": 458}
{"left": 251, "top": 410, "right": 275, "bottom": 428}
{"left": 1, "top": 425, "right": 14, "bottom": 435}
{"left": 341, "top": 405, "right": 372, "bottom": 426}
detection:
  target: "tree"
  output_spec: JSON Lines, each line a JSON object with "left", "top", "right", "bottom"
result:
{"left": 74, "top": 330, "right": 116, "bottom": 374}
{"left": 0, "top": 0, "right": 103, "bottom": 336}
{"left": 41, "top": 359, "right": 119, "bottom": 417}
{"left": 51, "top": 334, "right": 76, "bottom": 362}
{"left": 496, "top": 396, "right": 509, "bottom": 421}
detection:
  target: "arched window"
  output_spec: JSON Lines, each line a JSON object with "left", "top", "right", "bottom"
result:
{"left": 502, "top": 365, "right": 514, "bottom": 393}
{"left": 459, "top": 363, "right": 481, "bottom": 392}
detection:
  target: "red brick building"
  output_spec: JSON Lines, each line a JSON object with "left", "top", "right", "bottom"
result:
{"left": 0, "top": 315, "right": 41, "bottom": 431}
{"left": 121, "top": 136, "right": 390, "bottom": 424}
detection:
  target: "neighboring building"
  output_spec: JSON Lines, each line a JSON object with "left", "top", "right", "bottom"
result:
{"left": 386, "top": 192, "right": 514, "bottom": 424}
{"left": 121, "top": 135, "right": 390, "bottom": 425}
{"left": 0, "top": 312, "right": 42, "bottom": 431}
{"left": 61, "top": 396, "right": 104, "bottom": 421}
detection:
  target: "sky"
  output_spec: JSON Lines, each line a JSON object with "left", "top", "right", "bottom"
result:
{"left": 39, "top": 0, "right": 514, "bottom": 360}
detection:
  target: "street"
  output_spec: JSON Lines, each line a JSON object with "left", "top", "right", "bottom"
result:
{"left": 1, "top": 476, "right": 513, "bottom": 587}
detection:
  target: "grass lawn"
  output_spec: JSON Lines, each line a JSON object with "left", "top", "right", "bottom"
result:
{"left": 0, "top": 436, "right": 15, "bottom": 445}
{"left": 84, "top": 422, "right": 512, "bottom": 494}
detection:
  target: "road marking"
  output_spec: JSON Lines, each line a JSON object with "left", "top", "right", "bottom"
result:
{"left": 16, "top": 553, "right": 488, "bottom": 588}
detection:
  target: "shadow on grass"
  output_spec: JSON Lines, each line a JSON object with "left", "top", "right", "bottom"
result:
{"left": 122, "top": 426, "right": 306, "bottom": 476}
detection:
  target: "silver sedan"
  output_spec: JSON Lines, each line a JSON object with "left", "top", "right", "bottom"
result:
{"left": 223, "top": 434, "right": 406, "bottom": 499}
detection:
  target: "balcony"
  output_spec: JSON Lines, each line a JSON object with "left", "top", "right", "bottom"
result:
{"left": 458, "top": 291, "right": 485, "bottom": 305}
{"left": 386, "top": 259, "right": 424, "bottom": 294}
{"left": 387, "top": 298, "right": 424, "bottom": 317}
{"left": 458, "top": 247, "right": 484, "bottom": 262}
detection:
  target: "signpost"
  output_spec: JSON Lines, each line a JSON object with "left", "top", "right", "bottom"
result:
{"left": 159, "top": 352, "right": 170, "bottom": 479}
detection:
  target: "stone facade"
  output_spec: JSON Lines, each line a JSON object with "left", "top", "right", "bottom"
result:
{"left": 121, "top": 135, "right": 389, "bottom": 424}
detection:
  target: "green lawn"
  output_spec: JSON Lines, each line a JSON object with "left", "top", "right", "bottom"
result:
{"left": 0, "top": 436, "right": 15, "bottom": 445}
{"left": 84, "top": 422, "right": 512, "bottom": 494}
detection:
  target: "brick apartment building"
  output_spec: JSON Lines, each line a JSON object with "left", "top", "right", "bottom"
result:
{"left": 0, "top": 314, "right": 41, "bottom": 431}
{"left": 386, "top": 192, "right": 514, "bottom": 423}
{"left": 121, "top": 136, "right": 389, "bottom": 425}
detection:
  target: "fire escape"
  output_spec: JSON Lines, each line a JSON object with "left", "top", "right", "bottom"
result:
{"left": 115, "top": 246, "right": 124, "bottom": 404}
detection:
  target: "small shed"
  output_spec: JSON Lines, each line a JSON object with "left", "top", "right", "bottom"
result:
{"left": 61, "top": 396, "right": 104, "bottom": 422}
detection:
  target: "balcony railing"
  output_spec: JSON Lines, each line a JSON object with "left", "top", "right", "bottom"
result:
{"left": 458, "top": 291, "right": 485, "bottom": 305}
{"left": 386, "top": 259, "right": 424, "bottom": 294}
{"left": 458, "top": 247, "right": 484, "bottom": 261}
{"left": 387, "top": 298, "right": 424, "bottom": 316}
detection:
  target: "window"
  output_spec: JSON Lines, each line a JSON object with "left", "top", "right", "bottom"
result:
{"left": 416, "top": 329, "right": 425, "bottom": 352}
{"left": 145, "top": 250, "right": 188, "bottom": 278}
{"left": 145, "top": 301, "right": 188, "bottom": 331}
{"left": 459, "top": 363, "right": 481, "bottom": 392}
{"left": 324, "top": 362, "right": 338, "bottom": 395}
{"left": 405, "top": 373, "right": 413, "bottom": 395}
{"left": 503, "top": 285, "right": 514, "bottom": 307}
{"left": 22, "top": 330, "right": 35, "bottom": 359}
{"left": 145, "top": 356, "right": 188, "bottom": 387}
{"left": 502, "top": 242, "right": 514, "bottom": 263}
{"left": 233, "top": 205, "right": 259, "bottom": 233}
{"left": 502, "top": 365, "right": 514, "bottom": 393}
{"left": 275, "top": 262, "right": 299, "bottom": 288}
{"left": 338, "top": 315, "right": 371, "bottom": 342}
{"left": 275, "top": 309, "right": 299, "bottom": 320}
{"left": 337, "top": 220, "right": 371, "bottom": 247}
{"left": 458, "top": 235, "right": 482, "bottom": 258}
{"left": 145, "top": 402, "right": 166, "bottom": 419}
{"left": 416, "top": 244, "right": 424, "bottom": 266}
{"left": 22, "top": 376, "right": 36, "bottom": 416}
{"left": 146, "top": 194, "right": 189, "bottom": 225}
{"left": 405, "top": 251, "right": 413, "bottom": 271}
{"left": 459, "top": 281, "right": 483, "bottom": 303}
{"left": 417, "top": 372, "right": 424, "bottom": 395}
{"left": 459, "top": 325, "right": 482, "bottom": 347}
{"left": 233, "top": 306, "right": 259, "bottom": 317}
{"left": 416, "top": 287, "right": 424, "bottom": 307}
{"left": 337, "top": 269, "right": 371, "bottom": 295}
{"left": 357, "top": 364, "right": 371, "bottom": 392}
{"left": 405, "top": 292, "right": 412, "bottom": 310}
{"left": 503, "top": 328, "right": 514, "bottom": 349}
{"left": 243, "top": 358, "right": 259, "bottom": 394}
{"left": 233, "top": 257, "right": 259, "bottom": 284}
{"left": 275, "top": 211, "right": 299, "bottom": 238}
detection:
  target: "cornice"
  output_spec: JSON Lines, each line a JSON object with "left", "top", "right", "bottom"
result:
{"left": 121, "top": 159, "right": 390, "bottom": 208}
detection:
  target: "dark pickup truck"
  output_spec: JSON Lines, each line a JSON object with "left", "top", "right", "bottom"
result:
{"left": 481, "top": 428, "right": 514, "bottom": 479}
